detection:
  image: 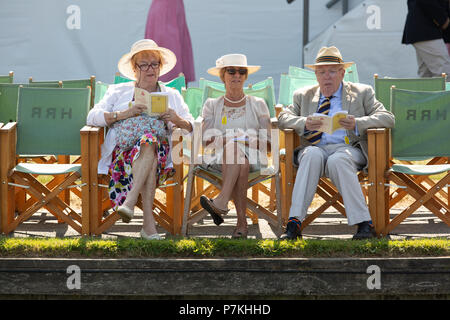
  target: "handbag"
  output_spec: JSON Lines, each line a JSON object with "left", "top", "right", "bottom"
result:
{"left": 113, "top": 114, "right": 167, "bottom": 151}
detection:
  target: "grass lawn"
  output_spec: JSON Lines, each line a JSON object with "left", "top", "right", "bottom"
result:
{"left": 0, "top": 237, "right": 449, "bottom": 258}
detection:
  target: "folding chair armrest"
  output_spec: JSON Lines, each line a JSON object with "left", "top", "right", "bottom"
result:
{"left": 281, "top": 128, "right": 295, "bottom": 168}
{"left": 186, "top": 117, "right": 203, "bottom": 165}
{"left": 274, "top": 104, "right": 283, "bottom": 117}
{"left": 270, "top": 117, "right": 278, "bottom": 128}
{"left": 171, "top": 128, "right": 185, "bottom": 169}
{"left": 367, "top": 128, "right": 391, "bottom": 164}
{"left": 0, "top": 122, "right": 17, "bottom": 173}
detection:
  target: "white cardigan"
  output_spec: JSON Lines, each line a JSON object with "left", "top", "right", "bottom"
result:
{"left": 87, "top": 81, "right": 194, "bottom": 174}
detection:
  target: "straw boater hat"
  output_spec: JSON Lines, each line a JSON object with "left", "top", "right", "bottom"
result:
{"left": 207, "top": 54, "right": 260, "bottom": 76}
{"left": 117, "top": 39, "right": 177, "bottom": 80}
{"left": 305, "top": 46, "right": 354, "bottom": 70}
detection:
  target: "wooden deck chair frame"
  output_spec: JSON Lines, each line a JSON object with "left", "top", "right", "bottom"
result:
{"left": 85, "top": 126, "right": 186, "bottom": 236}
{"left": 371, "top": 88, "right": 450, "bottom": 236}
{"left": 280, "top": 128, "right": 380, "bottom": 233}
{"left": 0, "top": 87, "right": 91, "bottom": 235}
{"left": 181, "top": 116, "right": 283, "bottom": 236}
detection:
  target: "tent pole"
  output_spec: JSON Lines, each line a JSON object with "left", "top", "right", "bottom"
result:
{"left": 302, "top": 0, "right": 309, "bottom": 67}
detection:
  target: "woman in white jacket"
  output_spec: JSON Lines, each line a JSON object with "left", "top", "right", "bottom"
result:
{"left": 87, "top": 39, "right": 193, "bottom": 239}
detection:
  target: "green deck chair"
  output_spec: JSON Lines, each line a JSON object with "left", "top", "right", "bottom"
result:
{"left": 201, "top": 77, "right": 276, "bottom": 117}
{"left": 163, "top": 74, "right": 186, "bottom": 93}
{"left": 288, "top": 66, "right": 316, "bottom": 79}
{"left": 94, "top": 81, "right": 109, "bottom": 105}
{"left": 199, "top": 77, "right": 275, "bottom": 93}
{"left": 374, "top": 87, "right": 450, "bottom": 236}
{"left": 29, "top": 76, "right": 96, "bottom": 107}
{"left": 374, "top": 74, "right": 446, "bottom": 111}
{"left": 288, "top": 64, "right": 359, "bottom": 83}
{"left": 0, "top": 71, "right": 14, "bottom": 84}
{"left": 114, "top": 72, "right": 186, "bottom": 94}
{"left": 0, "top": 83, "right": 61, "bottom": 123}
{"left": 278, "top": 73, "right": 318, "bottom": 107}
{"left": 114, "top": 72, "right": 131, "bottom": 84}
{"left": 0, "top": 87, "right": 91, "bottom": 235}
{"left": 182, "top": 87, "right": 203, "bottom": 120}
{"left": 199, "top": 78, "right": 225, "bottom": 91}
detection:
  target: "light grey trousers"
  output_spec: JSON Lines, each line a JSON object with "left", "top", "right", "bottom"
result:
{"left": 289, "top": 144, "right": 371, "bottom": 226}
{"left": 413, "top": 39, "right": 450, "bottom": 78}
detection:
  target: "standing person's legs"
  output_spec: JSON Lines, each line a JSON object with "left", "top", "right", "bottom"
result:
{"left": 324, "top": 144, "right": 371, "bottom": 226}
{"left": 413, "top": 39, "right": 450, "bottom": 77}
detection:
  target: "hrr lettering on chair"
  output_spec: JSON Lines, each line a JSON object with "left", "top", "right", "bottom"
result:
{"left": 31, "top": 107, "right": 73, "bottom": 120}
{"left": 405, "top": 109, "right": 447, "bottom": 121}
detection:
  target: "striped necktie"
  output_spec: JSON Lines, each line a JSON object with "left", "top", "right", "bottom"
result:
{"left": 304, "top": 96, "right": 332, "bottom": 145}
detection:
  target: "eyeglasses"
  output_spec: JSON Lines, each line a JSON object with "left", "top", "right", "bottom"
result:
{"left": 136, "top": 62, "right": 160, "bottom": 72}
{"left": 226, "top": 68, "right": 248, "bottom": 75}
{"left": 315, "top": 69, "right": 342, "bottom": 77}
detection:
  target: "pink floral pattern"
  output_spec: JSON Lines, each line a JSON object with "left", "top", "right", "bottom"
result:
{"left": 114, "top": 114, "right": 167, "bottom": 151}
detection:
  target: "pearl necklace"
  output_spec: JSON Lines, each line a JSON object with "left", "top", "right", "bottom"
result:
{"left": 224, "top": 95, "right": 246, "bottom": 104}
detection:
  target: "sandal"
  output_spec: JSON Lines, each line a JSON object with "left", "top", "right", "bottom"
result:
{"left": 232, "top": 228, "right": 248, "bottom": 239}
{"left": 200, "top": 195, "right": 228, "bottom": 226}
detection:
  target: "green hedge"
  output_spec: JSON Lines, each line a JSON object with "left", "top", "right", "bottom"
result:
{"left": 0, "top": 237, "right": 449, "bottom": 258}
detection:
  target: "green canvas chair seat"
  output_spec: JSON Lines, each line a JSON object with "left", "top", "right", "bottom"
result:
{"left": 374, "top": 87, "right": 450, "bottom": 236}
{"left": 194, "top": 165, "right": 277, "bottom": 186}
{"left": 14, "top": 163, "right": 82, "bottom": 175}
{"left": 390, "top": 164, "right": 450, "bottom": 176}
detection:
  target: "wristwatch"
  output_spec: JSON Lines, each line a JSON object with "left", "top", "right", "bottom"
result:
{"left": 113, "top": 112, "right": 118, "bottom": 121}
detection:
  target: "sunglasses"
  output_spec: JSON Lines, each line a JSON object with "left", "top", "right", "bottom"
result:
{"left": 226, "top": 68, "right": 248, "bottom": 75}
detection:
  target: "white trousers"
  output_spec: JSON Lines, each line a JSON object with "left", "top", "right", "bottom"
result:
{"left": 289, "top": 144, "right": 371, "bottom": 226}
{"left": 413, "top": 39, "right": 450, "bottom": 78}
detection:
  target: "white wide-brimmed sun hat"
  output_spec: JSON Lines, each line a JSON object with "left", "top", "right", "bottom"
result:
{"left": 305, "top": 46, "right": 354, "bottom": 70}
{"left": 207, "top": 54, "right": 260, "bottom": 77}
{"left": 117, "top": 39, "right": 177, "bottom": 80}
